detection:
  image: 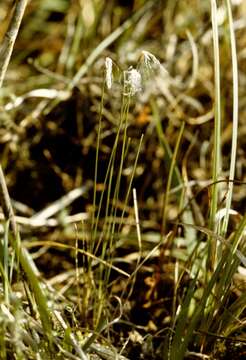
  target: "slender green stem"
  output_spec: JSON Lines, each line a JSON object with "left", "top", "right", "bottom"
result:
{"left": 3, "top": 220, "right": 10, "bottom": 304}
{"left": 208, "top": 0, "right": 222, "bottom": 270}
{"left": 91, "top": 81, "right": 105, "bottom": 245}
{"left": 151, "top": 99, "right": 182, "bottom": 192}
{"left": 161, "top": 121, "right": 185, "bottom": 234}
{"left": 92, "top": 94, "right": 126, "bottom": 244}
{"left": 66, "top": 9, "right": 84, "bottom": 74}
{"left": 119, "top": 134, "right": 144, "bottom": 229}
{"left": 222, "top": 0, "right": 239, "bottom": 235}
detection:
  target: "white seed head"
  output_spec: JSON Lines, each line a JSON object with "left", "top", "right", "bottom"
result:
{"left": 142, "top": 50, "right": 160, "bottom": 70}
{"left": 105, "top": 57, "right": 113, "bottom": 89}
{"left": 124, "top": 67, "right": 142, "bottom": 95}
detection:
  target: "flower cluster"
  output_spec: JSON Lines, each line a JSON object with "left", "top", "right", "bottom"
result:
{"left": 104, "top": 50, "right": 161, "bottom": 96}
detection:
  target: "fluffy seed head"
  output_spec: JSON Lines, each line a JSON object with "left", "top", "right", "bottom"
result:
{"left": 105, "top": 57, "right": 113, "bottom": 89}
{"left": 124, "top": 67, "right": 142, "bottom": 95}
{"left": 141, "top": 50, "right": 160, "bottom": 70}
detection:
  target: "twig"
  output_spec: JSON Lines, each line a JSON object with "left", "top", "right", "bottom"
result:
{"left": 0, "top": 0, "right": 28, "bottom": 87}
{"left": 0, "top": 211, "right": 89, "bottom": 230}
{"left": 30, "top": 183, "right": 92, "bottom": 222}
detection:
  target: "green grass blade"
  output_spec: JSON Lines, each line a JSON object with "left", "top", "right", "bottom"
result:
{"left": 221, "top": 0, "right": 239, "bottom": 236}
{"left": 208, "top": 0, "right": 222, "bottom": 271}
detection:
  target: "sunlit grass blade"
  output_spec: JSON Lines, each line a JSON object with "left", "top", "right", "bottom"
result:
{"left": 222, "top": 0, "right": 239, "bottom": 236}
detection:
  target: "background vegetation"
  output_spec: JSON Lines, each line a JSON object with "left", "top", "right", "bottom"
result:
{"left": 0, "top": 0, "right": 245, "bottom": 359}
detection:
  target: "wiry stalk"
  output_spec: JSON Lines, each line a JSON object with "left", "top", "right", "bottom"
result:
{"left": 208, "top": 0, "right": 221, "bottom": 270}
{"left": 0, "top": 0, "right": 28, "bottom": 87}
{"left": 222, "top": 0, "right": 239, "bottom": 235}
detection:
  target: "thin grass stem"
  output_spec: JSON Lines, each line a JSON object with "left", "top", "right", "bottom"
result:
{"left": 222, "top": 0, "right": 239, "bottom": 235}
{"left": 161, "top": 121, "right": 185, "bottom": 234}
{"left": 208, "top": 0, "right": 222, "bottom": 271}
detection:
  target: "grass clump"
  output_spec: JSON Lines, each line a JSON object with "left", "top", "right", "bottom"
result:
{"left": 0, "top": 0, "right": 245, "bottom": 359}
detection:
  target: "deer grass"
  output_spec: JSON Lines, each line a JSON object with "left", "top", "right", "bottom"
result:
{"left": 0, "top": 0, "right": 245, "bottom": 359}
